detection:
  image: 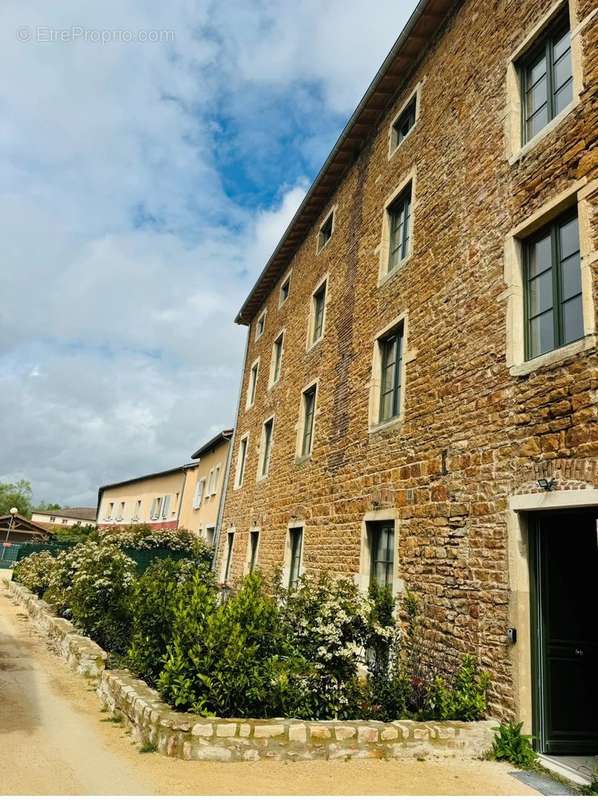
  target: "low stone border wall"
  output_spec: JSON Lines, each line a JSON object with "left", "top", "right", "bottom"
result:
{"left": 5, "top": 578, "right": 497, "bottom": 762}
{"left": 3, "top": 578, "right": 107, "bottom": 680}
{"left": 99, "top": 669, "right": 496, "bottom": 762}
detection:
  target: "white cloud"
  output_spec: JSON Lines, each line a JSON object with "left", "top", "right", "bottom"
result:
{"left": 0, "top": 0, "right": 416, "bottom": 506}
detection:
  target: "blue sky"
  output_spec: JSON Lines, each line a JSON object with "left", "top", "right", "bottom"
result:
{"left": 0, "top": 0, "right": 417, "bottom": 506}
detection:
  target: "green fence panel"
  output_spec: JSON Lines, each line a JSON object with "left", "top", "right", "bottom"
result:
{"left": 13, "top": 542, "right": 192, "bottom": 574}
{"left": 0, "top": 542, "right": 22, "bottom": 569}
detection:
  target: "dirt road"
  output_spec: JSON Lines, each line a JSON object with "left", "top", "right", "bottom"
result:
{"left": 0, "top": 575, "right": 538, "bottom": 795}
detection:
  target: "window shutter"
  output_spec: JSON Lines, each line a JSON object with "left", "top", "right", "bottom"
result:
{"left": 162, "top": 495, "right": 171, "bottom": 519}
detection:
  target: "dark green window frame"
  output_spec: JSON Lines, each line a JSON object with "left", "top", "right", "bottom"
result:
{"left": 379, "top": 326, "right": 404, "bottom": 423}
{"left": 369, "top": 522, "right": 395, "bottom": 589}
{"left": 223, "top": 531, "right": 234, "bottom": 583}
{"left": 387, "top": 185, "right": 412, "bottom": 273}
{"left": 271, "top": 334, "right": 284, "bottom": 384}
{"left": 301, "top": 385, "right": 317, "bottom": 457}
{"left": 519, "top": 11, "right": 572, "bottom": 144}
{"left": 280, "top": 275, "right": 291, "bottom": 305}
{"left": 288, "top": 527, "right": 303, "bottom": 589}
{"left": 236, "top": 436, "right": 248, "bottom": 487}
{"left": 318, "top": 212, "right": 334, "bottom": 251}
{"left": 248, "top": 530, "right": 259, "bottom": 574}
{"left": 524, "top": 208, "right": 582, "bottom": 360}
{"left": 392, "top": 96, "right": 417, "bottom": 149}
{"left": 312, "top": 281, "right": 327, "bottom": 343}
{"left": 260, "top": 418, "right": 274, "bottom": 477}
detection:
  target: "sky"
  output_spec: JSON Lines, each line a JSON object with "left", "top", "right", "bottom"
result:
{"left": 0, "top": 0, "right": 418, "bottom": 508}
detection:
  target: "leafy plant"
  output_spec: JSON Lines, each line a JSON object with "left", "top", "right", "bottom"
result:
{"left": 127, "top": 558, "right": 210, "bottom": 685}
{"left": 588, "top": 768, "right": 598, "bottom": 795}
{"left": 492, "top": 721, "right": 538, "bottom": 769}
{"left": 12, "top": 551, "right": 57, "bottom": 595}
{"left": 159, "top": 573, "right": 288, "bottom": 717}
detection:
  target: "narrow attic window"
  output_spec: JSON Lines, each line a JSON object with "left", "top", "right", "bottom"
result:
{"left": 318, "top": 211, "right": 334, "bottom": 252}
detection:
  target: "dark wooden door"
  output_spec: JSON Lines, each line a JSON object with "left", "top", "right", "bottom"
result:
{"left": 534, "top": 511, "right": 598, "bottom": 755}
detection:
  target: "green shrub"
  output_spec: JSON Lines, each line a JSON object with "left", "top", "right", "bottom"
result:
{"left": 492, "top": 721, "right": 538, "bottom": 769}
{"left": 12, "top": 551, "right": 57, "bottom": 595}
{"left": 127, "top": 558, "right": 210, "bottom": 685}
{"left": 589, "top": 768, "right": 598, "bottom": 795}
{"left": 159, "top": 574, "right": 288, "bottom": 717}
{"left": 50, "top": 523, "right": 94, "bottom": 544}
{"left": 68, "top": 542, "right": 136, "bottom": 653}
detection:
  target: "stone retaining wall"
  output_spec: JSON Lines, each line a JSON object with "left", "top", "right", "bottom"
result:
{"left": 5, "top": 578, "right": 497, "bottom": 762}
{"left": 3, "top": 578, "right": 107, "bottom": 680}
{"left": 99, "top": 670, "right": 496, "bottom": 762}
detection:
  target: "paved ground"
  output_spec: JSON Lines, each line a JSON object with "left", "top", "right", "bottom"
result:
{"left": 0, "top": 574, "right": 539, "bottom": 796}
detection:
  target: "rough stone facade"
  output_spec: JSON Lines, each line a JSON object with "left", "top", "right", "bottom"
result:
{"left": 218, "top": 0, "right": 598, "bottom": 721}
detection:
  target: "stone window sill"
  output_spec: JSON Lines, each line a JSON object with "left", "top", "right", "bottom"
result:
{"left": 508, "top": 100, "right": 580, "bottom": 166}
{"left": 378, "top": 254, "right": 412, "bottom": 289}
{"left": 509, "top": 335, "right": 595, "bottom": 377}
{"left": 368, "top": 415, "right": 404, "bottom": 436}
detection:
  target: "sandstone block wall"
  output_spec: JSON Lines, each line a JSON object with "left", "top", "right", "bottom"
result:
{"left": 218, "top": 0, "right": 598, "bottom": 719}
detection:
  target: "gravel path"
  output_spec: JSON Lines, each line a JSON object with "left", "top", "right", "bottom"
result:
{"left": 0, "top": 575, "right": 539, "bottom": 795}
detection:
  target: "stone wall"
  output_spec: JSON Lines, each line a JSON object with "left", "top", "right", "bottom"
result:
{"left": 6, "top": 577, "right": 496, "bottom": 763}
{"left": 99, "top": 669, "right": 496, "bottom": 762}
{"left": 218, "top": 0, "right": 598, "bottom": 720}
{"left": 3, "top": 578, "right": 107, "bottom": 680}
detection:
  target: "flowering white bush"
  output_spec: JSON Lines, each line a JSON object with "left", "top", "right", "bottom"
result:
{"left": 97, "top": 525, "right": 199, "bottom": 553}
{"left": 68, "top": 541, "right": 137, "bottom": 653}
{"left": 277, "top": 574, "right": 395, "bottom": 718}
{"left": 12, "top": 551, "right": 57, "bottom": 596}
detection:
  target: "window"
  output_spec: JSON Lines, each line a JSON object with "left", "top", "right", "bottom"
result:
{"left": 223, "top": 531, "right": 234, "bottom": 583}
{"left": 106, "top": 502, "right": 114, "bottom": 521}
{"left": 255, "top": 310, "right": 266, "bottom": 341}
{"left": 368, "top": 522, "right": 395, "bottom": 589}
{"left": 310, "top": 279, "right": 327, "bottom": 346}
{"left": 235, "top": 435, "right": 249, "bottom": 489}
{"left": 116, "top": 501, "right": 125, "bottom": 522}
{"left": 387, "top": 185, "right": 412, "bottom": 273}
{"left": 206, "top": 526, "right": 215, "bottom": 548}
{"left": 50, "top": 516, "right": 56, "bottom": 522}
{"left": 150, "top": 497, "right": 162, "bottom": 520}
{"left": 248, "top": 530, "right": 260, "bottom": 574}
{"left": 288, "top": 527, "right": 303, "bottom": 589}
{"left": 391, "top": 96, "right": 416, "bottom": 150}
{"left": 132, "top": 499, "right": 142, "bottom": 521}
{"left": 379, "top": 326, "right": 404, "bottom": 423}
{"left": 213, "top": 465, "right": 221, "bottom": 495}
{"left": 246, "top": 359, "right": 259, "bottom": 409}
{"left": 270, "top": 332, "right": 284, "bottom": 386}
{"left": 279, "top": 273, "right": 291, "bottom": 306}
{"left": 524, "top": 209, "right": 582, "bottom": 359}
{"left": 519, "top": 11, "right": 572, "bottom": 144}
{"left": 318, "top": 211, "right": 334, "bottom": 252}
{"left": 206, "top": 469, "right": 215, "bottom": 496}
{"left": 193, "top": 478, "right": 205, "bottom": 509}
{"left": 300, "top": 385, "right": 317, "bottom": 458}
{"left": 161, "top": 495, "right": 171, "bottom": 519}
{"left": 259, "top": 417, "right": 274, "bottom": 479}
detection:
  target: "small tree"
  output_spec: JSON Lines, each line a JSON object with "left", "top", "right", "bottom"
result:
{"left": 0, "top": 480, "right": 33, "bottom": 518}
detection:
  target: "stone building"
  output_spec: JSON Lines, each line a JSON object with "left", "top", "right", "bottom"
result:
{"left": 217, "top": 0, "right": 598, "bottom": 758}
{"left": 97, "top": 430, "right": 233, "bottom": 543}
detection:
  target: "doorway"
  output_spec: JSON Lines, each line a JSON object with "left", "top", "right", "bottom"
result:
{"left": 531, "top": 510, "right": 598, "bottom": 755}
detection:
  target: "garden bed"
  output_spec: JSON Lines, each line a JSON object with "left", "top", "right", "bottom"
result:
{"left": 4, "top": 576, "right": 497, "bottom": 762}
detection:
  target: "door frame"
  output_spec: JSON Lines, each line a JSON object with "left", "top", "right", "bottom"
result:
{"left": 507, "top": 490, "right": 598, "bottom": 750}
{"left": 530, "top": 509, "right": 598, "bottom": 755}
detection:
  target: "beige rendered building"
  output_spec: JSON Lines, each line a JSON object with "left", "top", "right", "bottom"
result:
{"left": 31, "top": 507, "right": 96, "bottom": 528}
{"left": 217, "top": 0, "right": 598, "bottom": 760}
{"left": 98, "top": 430, "right": 232, "bottom": 544}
